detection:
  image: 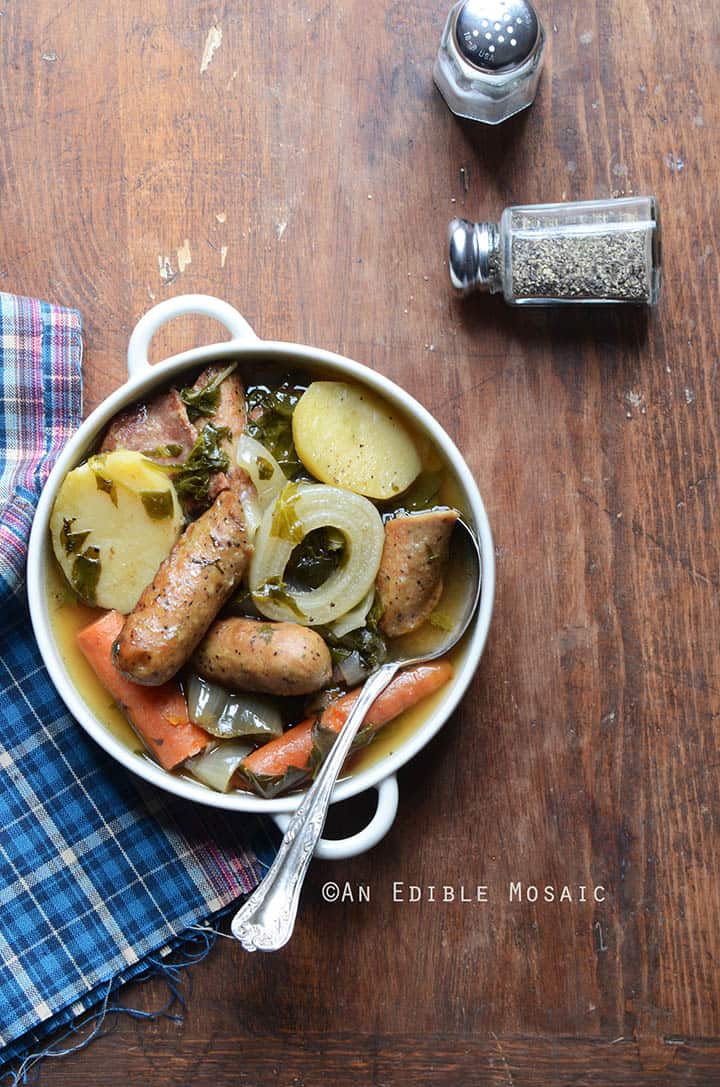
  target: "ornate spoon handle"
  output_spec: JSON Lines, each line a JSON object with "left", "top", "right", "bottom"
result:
{"left": 231, "top": 662, "right": 399, "bottom": 952}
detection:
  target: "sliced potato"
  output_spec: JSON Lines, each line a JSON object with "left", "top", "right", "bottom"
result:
{"left": 292, "top": 381, "right": 421, "bottom": 500}
{"left": 50, "top": 450, "right": 183, "bottom": 612}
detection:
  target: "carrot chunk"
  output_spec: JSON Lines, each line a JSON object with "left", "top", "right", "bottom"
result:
{"left": 242, "top": 660, "right": 453, "bottom": 781}
{"left": 76, "top": 610, "right": 210, "bottom": 770}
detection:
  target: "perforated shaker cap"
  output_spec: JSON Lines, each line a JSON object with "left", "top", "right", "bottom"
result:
{"left": 454, "top": 0, "right": 540, "bottom": 72}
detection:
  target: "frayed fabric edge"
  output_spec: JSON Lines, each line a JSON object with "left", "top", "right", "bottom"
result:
{"left": 0, "top": 900, "right": 245, "bottom": 1087}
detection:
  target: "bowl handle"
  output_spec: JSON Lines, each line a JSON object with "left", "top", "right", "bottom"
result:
{"left": 271, "top": 774, "right": 399, "bottom": 861}
{"left": 127, "top": 294, "right": 260, "bottom": 378}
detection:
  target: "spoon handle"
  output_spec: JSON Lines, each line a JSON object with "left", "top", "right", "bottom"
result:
{"left": 231, "top": 661, "right": 399, "bottom": 952}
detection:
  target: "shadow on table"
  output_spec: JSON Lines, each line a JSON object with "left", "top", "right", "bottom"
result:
{"left": 320, "top": 789, "right": 379, "bottom": 841}
{"left": 450, "top": 290, "right": 653, "bottom": 386}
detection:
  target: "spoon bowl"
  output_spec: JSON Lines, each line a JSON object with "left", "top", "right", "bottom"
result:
{"left": 386, "top": 516, "right": 482, "bottom": 667}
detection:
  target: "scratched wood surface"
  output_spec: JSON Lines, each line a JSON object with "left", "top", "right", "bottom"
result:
{"left": 2, "top": 0, "right": 719, "bottom": 1082}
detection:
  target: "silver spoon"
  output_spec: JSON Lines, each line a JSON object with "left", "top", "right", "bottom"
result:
{"left": 231, "top": 516, "right": 482, "bottom": 952}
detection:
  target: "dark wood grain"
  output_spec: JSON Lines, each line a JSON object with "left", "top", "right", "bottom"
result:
{"left": 2, "top": 0, "right": 720, "bottom": 1082}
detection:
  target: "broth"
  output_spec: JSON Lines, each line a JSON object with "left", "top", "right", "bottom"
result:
{"left": 48, "top": 563, "right": 144, "bottom": 755}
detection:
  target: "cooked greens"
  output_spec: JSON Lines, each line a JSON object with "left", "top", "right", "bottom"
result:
{"left": 140, "top": 490, "right": 174, "bottom": 520}
{"left": 256, "top": 456, "right": 274, "bottom": 481}
{"left": 71, "top": 545, "right": 102, "bottom": 604}
{"left": 141, "top": 442, "right": 183, "bottom": 460}
{"left": 179, "top": 362, "right": 238, "bottom": 422}
{"left": 252, "top": 576, "right": 306, "bottom": 620}
{"left": 380, "top": 469, "right": 443, "bottom": 516}
{"left": 309, "top": 716, "right": 374, "bottom": 775}
{"left": 171, "top": 422, "right": 231, "bottom": 506}
{"left": 224, "top": 587, "right": 264, "bottom": 619}
{"left": 322, "top": 594, "right": 387, "bottom": 674}
{"left": 285, "top": 527, "right": 345, "bottom": 591}
{"left": 269, "top": 482, "right": 304, "bottom": 543}
{"left": 238, "top": 763, "right": 310, "bottom": 800}
{"left": 246, "top": 382, "right": 305, "bottom": 478}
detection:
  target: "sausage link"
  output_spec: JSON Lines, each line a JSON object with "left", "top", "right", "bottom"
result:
{"left": 376, "top": 509, "right": 457, "bottom": 638}
{"left": 194, "top": 617, "right": 332, "bottom": 697}
{"left": 114, "top": 490, "right": 251, "bottom": 685}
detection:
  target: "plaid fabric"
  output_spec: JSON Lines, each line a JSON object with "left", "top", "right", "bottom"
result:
{"left": 0, "top": 297, "right": 82, "bottom": 598}
{"left": 0, "top": 294, "right": 275, "bottom": 1072}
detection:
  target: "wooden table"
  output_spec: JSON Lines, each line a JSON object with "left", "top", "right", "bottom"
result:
{"left": 4, "top": 1, "right": 719, "bottom": 1082}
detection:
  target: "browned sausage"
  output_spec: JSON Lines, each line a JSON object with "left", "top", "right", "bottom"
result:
{"left": 99, "top": 388, "right": 197, "bottom": 463}
{"left": 114, "top": 490, "right": 252, "bottom": 685}
{"left": 376, "top": 509, "right": 458, "bottom": 638}
{"left": 189, "top": 366, "right": 250, "bottom": 505}
{"left": 193, "top": 617, "right": 332, "bottom": 697}
{"left": 190, "top": 365, "right": 246, "bottom": 447}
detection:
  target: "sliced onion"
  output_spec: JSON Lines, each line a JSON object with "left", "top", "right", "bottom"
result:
{"left": 185, "top": 741, "right": 253, "bottom": 792}
{"left": 327, "top": 587, "right": 375, "bottom": 638}
{"left": 187, "top": 674, "right": 283, "bottom": 740}
{"left": 334, "top": 650, "right": 367, "bottom": 688}
{"left": 239, "top": 488, "right": 262, "bottom": 542}
{"left": 236, "top": 434, "right": 286, "bottom": 510}
{"left": 249, "top": 483, "right": 385, "bottom": 626}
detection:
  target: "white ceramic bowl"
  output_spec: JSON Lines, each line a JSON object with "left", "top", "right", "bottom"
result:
{"left": 28, "top": 295, "right": 495, "bottom": 859}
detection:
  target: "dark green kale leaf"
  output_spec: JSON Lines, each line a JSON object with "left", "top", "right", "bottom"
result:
{"left": 322, "top": 594, "right": 387, "bottom": 673}
{"left": 246, "top": 382, "right": 305, "bottom": 479}
{"left": 308, "top": 717, "right": 374, "bottom": 777}
{"left": 71, "top": 545, "right": 102, "bottom": 604}
{"left": 238, "top": 763, "right": 310, "bottom": 799}
{"left": 171, "top": 422, "right": 231, "bottom": 506}
{"left": 179, "top": 362, "right": 238, "bottom": 422}
{"left": 285, "top": 527, "right": 345, "bottom": 590}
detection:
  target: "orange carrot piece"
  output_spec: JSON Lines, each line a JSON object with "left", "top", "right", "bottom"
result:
{"left": 242, "top": 660, "right": 453, "bottom": 779}
{"left": 76, "top": 610, "right": 210, "bottom": 771}
{"left": 242, "top": 720, "right": 316, "bottom": 778}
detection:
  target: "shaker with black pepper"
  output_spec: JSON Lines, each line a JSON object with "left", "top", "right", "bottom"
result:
{"left": 449, "top": 196, "right": 662, "bottom": 305}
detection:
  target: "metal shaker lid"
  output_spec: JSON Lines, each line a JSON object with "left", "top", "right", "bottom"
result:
{"left": 454, "top": 0, "right": 540, "bottom": 72}
{"left": 448, "top": 218, "right": 499, "bottom": 293}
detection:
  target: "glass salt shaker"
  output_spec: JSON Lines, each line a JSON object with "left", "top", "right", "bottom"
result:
{"left": 434, "top": 0, "right": 546, "bottom": 124}
{"left": 448, "top": 196, "right": 662, "bottom": 305}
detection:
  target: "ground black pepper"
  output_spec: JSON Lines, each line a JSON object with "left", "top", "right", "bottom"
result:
{"left": 510, "top": 230, "right": 649, "bottom": 301}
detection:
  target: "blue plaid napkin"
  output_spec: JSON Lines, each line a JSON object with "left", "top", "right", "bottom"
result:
{"left": 0, "top": 294, "right": 275, "bottom": 1078}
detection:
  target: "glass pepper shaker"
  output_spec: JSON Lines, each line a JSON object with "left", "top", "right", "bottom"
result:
{"left": 448, "top": 196, "right": 662, "bottom": 305}
{"left": 434, "top": 0, "right": 546, "bottom": 124}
